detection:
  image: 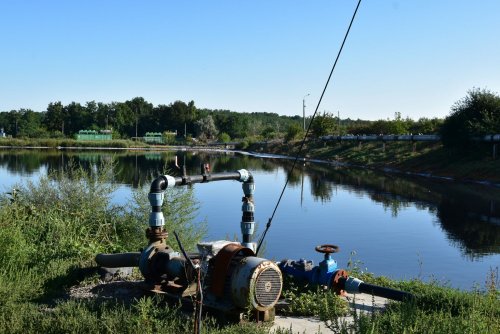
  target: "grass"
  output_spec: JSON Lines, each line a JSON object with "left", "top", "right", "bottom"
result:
{"left": 332, "top": 279, "right": 500, "bottom": 334}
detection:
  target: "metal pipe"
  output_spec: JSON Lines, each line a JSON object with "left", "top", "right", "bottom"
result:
{"left": 95, "top": 252, "right": 140, "bottom": 268}
{"left": 358, "top": 281, "right": 413, "bottom": 301}
{"left": 149, "top": 171, "right": 247, "bottom": 191}
{"left": 340, "top": 276, "right": 413, "bottom": 301}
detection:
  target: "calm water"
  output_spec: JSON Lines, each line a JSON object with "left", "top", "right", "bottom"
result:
{"left": 1, "top": 148, "right": 499, "bottom": 290}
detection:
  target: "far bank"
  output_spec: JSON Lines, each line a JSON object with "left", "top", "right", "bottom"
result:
{"left": 246, "top": 140, "right": 500, "bottom": 185}
{"left": 2, "top": 137, "right": 499, "bottom": 185}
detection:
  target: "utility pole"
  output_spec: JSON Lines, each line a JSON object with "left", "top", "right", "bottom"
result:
{"left": 135, "top": 104, "right": 141, "bottom": 141}
{"left": 338, "top": 110, "right": 340, "bottom": 135}
{"left": 303, "top": 93, "right": 310, "bottom": 130}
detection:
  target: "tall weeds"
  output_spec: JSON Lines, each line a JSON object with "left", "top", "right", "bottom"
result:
{"left": 0, "top": 159, "right": 218, "bottom": 333}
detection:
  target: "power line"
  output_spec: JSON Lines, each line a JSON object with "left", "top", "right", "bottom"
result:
{"left": 256, "top": 0, "right": 362, "bottom": 255}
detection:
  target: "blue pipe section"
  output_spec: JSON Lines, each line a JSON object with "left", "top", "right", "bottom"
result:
{"left": 279, "top": 253, "right": 338, "bottom": 287}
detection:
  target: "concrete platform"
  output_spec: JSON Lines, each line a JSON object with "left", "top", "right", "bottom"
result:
{"left": 271, "top": 292, "right": 390, "bottom": 333}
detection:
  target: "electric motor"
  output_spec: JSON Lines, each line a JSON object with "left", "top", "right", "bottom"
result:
{"left": 230, "top": 256, "right": 282, "bottom": 311}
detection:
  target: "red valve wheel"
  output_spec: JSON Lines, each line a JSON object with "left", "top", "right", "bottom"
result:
{"left": 315, "top": 244, "right": 340, "bottom": 254}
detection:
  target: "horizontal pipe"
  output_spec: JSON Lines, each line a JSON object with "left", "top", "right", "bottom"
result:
{"left": 177, "top": 171, "right": 242, "bottom": 185}
{"left": 321, "top": 134, "right": 500, "bottom": 143}
{"left": 95, "top": 252, "right": 140, "bottom": 268}
{"left": 150, "top": 171, "right": 246, "bottom": 192}
{"left": 358, "top": 282, "right": 413, "bottom": 301}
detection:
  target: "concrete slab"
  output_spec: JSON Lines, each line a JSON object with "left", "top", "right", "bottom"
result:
{"left": 271, "top": 293, "right": 390, "bottom": 333}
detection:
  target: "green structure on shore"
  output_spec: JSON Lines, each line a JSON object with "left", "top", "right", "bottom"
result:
{"left": 76, "top": 130, "right": 112, "bottom": 141}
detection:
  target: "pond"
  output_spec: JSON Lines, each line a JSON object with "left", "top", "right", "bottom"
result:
{"left": 0, "top": 148, "right": 499, "bottom": 290}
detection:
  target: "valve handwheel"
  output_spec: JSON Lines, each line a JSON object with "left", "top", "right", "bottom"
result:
{"left": 315, "top": 244, "right": 340, "bottom": 254}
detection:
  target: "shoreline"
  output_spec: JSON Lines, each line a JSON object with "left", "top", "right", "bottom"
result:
{"left": 2, "top": 144, "right": 499, "bottom": 188}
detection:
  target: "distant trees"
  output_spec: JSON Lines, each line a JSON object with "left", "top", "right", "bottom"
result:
{"left": 8, "top": 90, "right": 497, "bottom": 145}
{"left": 0, "top": 109, "right": 45, "bottom": 138}
{"left": 441, "top": 88, "right": 500, "bottom": 147}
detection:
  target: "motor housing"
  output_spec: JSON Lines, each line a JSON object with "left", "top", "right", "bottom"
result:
{"left": 230, "top": 256, "right": 282, "bottom": 311}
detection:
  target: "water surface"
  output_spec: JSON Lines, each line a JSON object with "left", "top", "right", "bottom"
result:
{"left": 1, "top": 148, "right": 499, "bottom": 290}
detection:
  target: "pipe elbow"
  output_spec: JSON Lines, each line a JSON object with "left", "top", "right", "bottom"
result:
{"left": 150, "top": 175, "right": 167, "bottom": 193}
{"left": 237, "top": 169, "right": 253, "bottom": 183}
{"left": 150, "top": 174, "right": 177, "bottom": 193}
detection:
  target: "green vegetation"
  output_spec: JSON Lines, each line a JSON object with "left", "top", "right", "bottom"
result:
{"left": 1, "top": 88, "right": 498, "bottom": 148}
{"left": 326, "top": 272, "right": 500, "bottom": 333}
{"left": 280, "top": 277, "right": 349, "bottom": 319}
{"left": 441, "top": 87, "right": 500, "bottom": 147}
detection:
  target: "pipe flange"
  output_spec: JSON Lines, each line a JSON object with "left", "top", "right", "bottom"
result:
{"left": 330, "top": 269, "right": 348, "bottom": 296}
{"left": 146, "top": 227, "right": 168, "bottom": 242}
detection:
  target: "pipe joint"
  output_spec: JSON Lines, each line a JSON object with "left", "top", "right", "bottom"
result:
{"left": 242, "top": 201, "right": 255, "bottom": 213}
{"left": 242, "top": 181, "right": 255, "bottom": 196}
{"left": 344, "top": 276, "right": 364, "bottom": 294}
{"left": 237, "top": 169, "right": 252, "bottom": 183}
{"left": 149, "top": 211, "right": 165, "bottom": 227}
{"left": 148, "top": 192, "right": 164, "bottom": 207}
{"left": 241, "top": 221, "right": 255, "bottom": 235}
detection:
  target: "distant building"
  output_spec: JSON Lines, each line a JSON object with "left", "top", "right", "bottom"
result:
{"left": 76, "top": 130, "right": 112, "bottom": 141}
{"left": 0, "top": 128, "right": 6, "bottom": 138}
{"left": 144, "top": 132, "right": 163, "bottom": 143}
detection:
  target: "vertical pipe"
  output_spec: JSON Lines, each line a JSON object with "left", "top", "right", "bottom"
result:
{"left": 241, "top": 177, "right": 256, "bottom": 251}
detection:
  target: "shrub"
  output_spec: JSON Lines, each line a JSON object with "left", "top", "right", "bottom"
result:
{"left": 218, "top": 132, "right": 231, "bottom": 143}
{"left": 285, "top": 123, "right": 304, "bottom": 142}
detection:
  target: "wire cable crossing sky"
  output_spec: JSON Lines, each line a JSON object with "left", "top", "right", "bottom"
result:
{"left": 1, "top": 0, "right": 499, "bottom": 120}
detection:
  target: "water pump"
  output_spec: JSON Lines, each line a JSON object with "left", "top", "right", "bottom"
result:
{"left": 96, "top": 167, "right": 282, "bottom": 322}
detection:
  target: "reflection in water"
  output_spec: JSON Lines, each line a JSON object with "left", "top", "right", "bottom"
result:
{"left": 1, "top": 149, "right": 499, "bottom": 261}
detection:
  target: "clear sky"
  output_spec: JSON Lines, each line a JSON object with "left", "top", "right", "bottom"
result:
{"left": 1, "top": 0, "right": 499, "bottom": 120}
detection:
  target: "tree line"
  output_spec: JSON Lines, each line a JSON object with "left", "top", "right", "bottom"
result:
{"left": 1, "top": 88, "right": 498, "bottom": 146}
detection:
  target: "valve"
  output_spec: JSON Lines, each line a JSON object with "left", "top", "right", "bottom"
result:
{"left": 315, "top": 244, "right": 339, "bottom": 254}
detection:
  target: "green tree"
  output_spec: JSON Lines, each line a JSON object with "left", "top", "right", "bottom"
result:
{"left": 96, "top": 102, "right": 113, "bottom": 130}
{"left": 113, "top": 102, "right": 134, "bottom": 138}
{"left": 195, "top": 115, "right": 218, "bottom": 141}
{"left": 441, "top": 88, "right": 500, "bottom": 147}
{"left": 17, "top": 109, "right": 45, "bottom": 137}
{"left": 125, "top": 97, "right": 153, "bottom": 138}
{"left": 310, "top": 112, "right": 337, "bottom": 137}
{"left": 43, "top": 102, "right": 65, "bottom": 134}
{"left": 63, "top": 102, "right": 86, "bottom": 135}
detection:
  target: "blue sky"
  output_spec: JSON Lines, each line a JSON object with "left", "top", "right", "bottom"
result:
{"left": 1, "top": 0, "right": 499, "bottom": 120}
